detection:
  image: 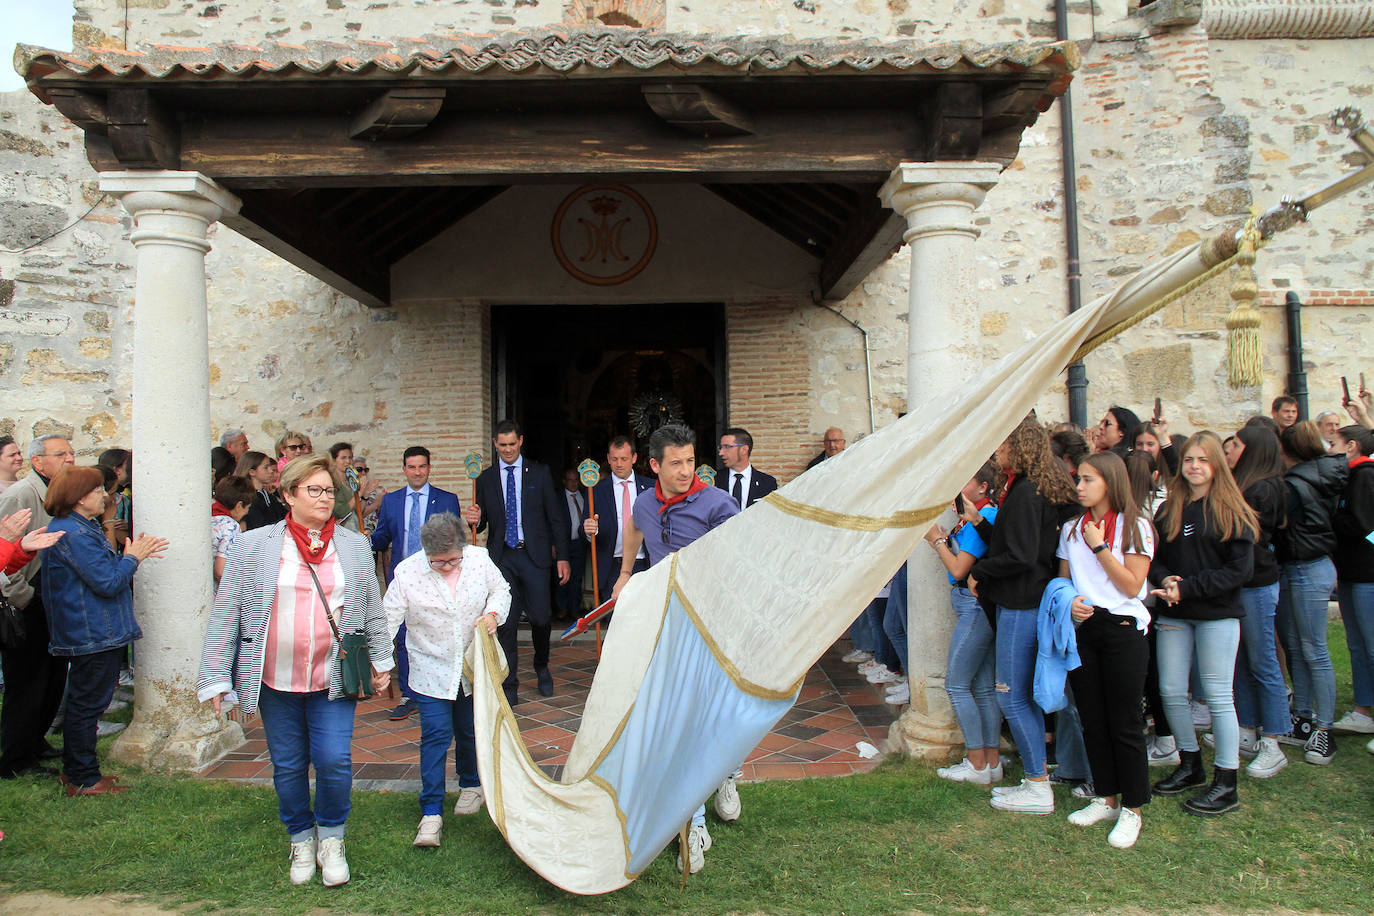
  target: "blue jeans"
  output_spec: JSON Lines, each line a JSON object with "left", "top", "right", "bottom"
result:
{"left": 414, "top": 690, "right": 480, "bottom": 816}
{"left": 1338, "top": 581, "right": 1374, "bottom": 708}
{"left": 883, "top": 566, "right": 910, "bottom": 677}
{"left": 994, "top": 605, "right": 1044, "bottom": 778}
{"left": 1234, "top": 583, "right": 1289, "bottom": 735}
{"left": 1156, "top": 617, "right": 1240, "bottom": 769}
{"left": 258, "top": 685, "right": 357, "bottom": 841}
{"left": 865, "top": 597, "right": 899, "bottom": 673}
{"left": 945, "top": 588, "right": 1000, "bottom": 749}
{"left": 847, "top": 611, "right": 874, "bottom": 654}
{"left": 1054, "top": 684, "right": 1092, "bottom": 782}
{"left": 1277, "top": 557, "right": 1337, "bottom": 729}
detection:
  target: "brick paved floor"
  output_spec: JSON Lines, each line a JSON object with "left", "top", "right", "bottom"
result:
{"left": 200, "top": 632, "right": 897, "bottom": 789}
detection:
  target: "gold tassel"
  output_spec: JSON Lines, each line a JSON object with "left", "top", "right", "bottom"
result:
{"left": 1226, "top": 214, "right": 1264, "bottom": 389}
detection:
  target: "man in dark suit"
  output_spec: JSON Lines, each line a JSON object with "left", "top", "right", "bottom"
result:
{"left": 371, "top": 445, "right": 462, "bottom": 720}
{"left": 581, "top": 435, "right": 653, "bottom": 604}
{"left": 554, "top": 468, "right": 588, "bottom": 621}
{"left": 464, "top": 420, "right": 570, "bottom": 703}
{"left": 716, "top": 427, "right": 778, "bottom": 509}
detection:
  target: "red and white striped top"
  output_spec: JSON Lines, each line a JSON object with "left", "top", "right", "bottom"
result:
{"left": 262, "top": 538, "right": 345, "bottom": 693}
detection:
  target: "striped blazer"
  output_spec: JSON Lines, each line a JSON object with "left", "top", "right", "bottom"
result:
{"left": 197, "top": 521, "right": 392, "bottom": 715}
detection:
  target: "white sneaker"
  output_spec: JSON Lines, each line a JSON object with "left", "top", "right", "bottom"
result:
{"left": 453, "top": 787, "right": 484, "bottom": 815}
{"left": 1367, "top": 736, "right": 1374, "bottom": 755}
{"left": 1191, "top": 700, "right": 1211, "bottom": 729}
{"left": 841, "top": 649, "right": 873, "bottom": 664}
{"left": 1067, "top": 797, "right": 1120, "bottom": 827}
{"left": 95, "top": 720, "right": 126, "bottom": 738}
{"left": 1107, "top": 807, "right": 1142, "bottom": 849}
{"left": 858, "top": 660, "right": 883, "bottom": 674}
{"left": 713, "top": 775, "right": 741, "bottom": 822}
{"left": 675, "top": 823, "right": 711, "bottom": 874}
{"left": 885, "top": 683, "right": 910, "bottom": 704}
{"left": 288, "top": 835, "right": 316, "bottom": 885}
{"left": 1246, "top": 736, "right": 1288, "bottom": 778}
{"left": 866, "top": 666, "right": 901, "bottom": 685}
{"left": 412, "top": 814, "right": 442, "bottom": 848}
{"left": 1333, "top": 710, "right": 1374, "bottom": 734}
{"left": 935, "top": 758, "right": 977, "bottom": 783}
{"left": 1202, "top": 728, "right": 1259, "bottom": 757}
{"left": 1147, "top": 735, "right": 1179, "bottom": 767}
{"left": 316, "top": 836, "right": 350, "bottom": 887}
{"left": 989, "top": 778, "right": 1054, "bottom": 814}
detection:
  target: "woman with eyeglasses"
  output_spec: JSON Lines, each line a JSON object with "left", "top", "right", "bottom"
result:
{"left": 198, "top": 454, "right": 393, "bottom": 888}
{"left": 382, "top": 512, "right": 509, "bottom": 847}
{"left": 274, "top": 431, "right": 310, "bottom": 473}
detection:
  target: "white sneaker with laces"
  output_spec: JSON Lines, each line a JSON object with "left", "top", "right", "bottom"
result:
{"left": 1107, "top": 807, "right": 1142, "bottom": 849}
{"left": 866, "top": 666, "right": 901, "bottom": 685}
{"left": 676, "top": 823, "right": 711, "bottom": 874}
{"left": 713, "top": 775, "right": 741, "bottom": 822}
{"left": 1333, "top": 709, "right": 1374, "bottom": 734}
{"left": 453, "top": 787, "right": 484, "bottom": 815}
{"left": 1067, "top": 798, "right": 1120, "bottom": 827}
{"left": 288, "top": 835, "right": 316, "bottom": 885}
{"left": 965, "top": 760, "right": 1003, "bottom": 786}
{"left": 841, "top": 649, "right": 873, "bottom": 664}
{"left": 1245, "top": 736, "right": 1288, "bottom": 778}
{"left": 885, "top": 683, "right": 910, "bottom": 704}
{"left": 316, "top": 836, "right": 350, "bottom": 887}
{"left": 858, "top": 660, "right": 883, "bottom": 674}
{"left": 1147, "top": 735, "right": 1179, "bottom": 766}
{"left": 935, "top": 758, "right": 976, "bottom": 782}
{"left": 412, "top": 814, "right": 442, "bottom": 848}
{"left": 989, "top": 778, "right": 1054, "bottom": 814}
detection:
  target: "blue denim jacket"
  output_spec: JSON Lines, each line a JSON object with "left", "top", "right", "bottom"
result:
{"left": 1033, "top": 577, "right": 1081, "bottom": 713}
{"left": 43, "top": 513, "right": 142, "bottom": 656}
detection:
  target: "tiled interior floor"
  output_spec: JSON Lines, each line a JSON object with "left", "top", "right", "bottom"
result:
{"left": 200, "top": 633, "right": 897, "bottom": 788}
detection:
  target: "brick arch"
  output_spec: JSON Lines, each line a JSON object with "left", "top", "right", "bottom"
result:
{"left": 563, "top": 0, "right": 666, "bottom": 30}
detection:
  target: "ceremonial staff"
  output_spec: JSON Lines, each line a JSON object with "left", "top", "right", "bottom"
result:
{"left": 463, "top": 451, "right": 483, "bottom": 539}
{"left": 577, "top": 457, "right": 604, "bottom": 654}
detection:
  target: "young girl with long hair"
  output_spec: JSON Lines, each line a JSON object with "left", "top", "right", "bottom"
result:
{"left": 969, "top": 418, "right": 1079, "bottom": 814}
{"left": 1056, "top": 452, "right": 1155, "bottom": 848}
{"left": 1225, "top": 425, "right": 1291, "bottom": 777}
{"left": 1149, "top": 432, "right": 1257, "bottom": 816}
{"left": 924, "top": 461, "right": 1002, "bottom": 784}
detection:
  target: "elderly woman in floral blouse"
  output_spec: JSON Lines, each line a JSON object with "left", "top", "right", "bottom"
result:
{"left": 384, "top": 511, "right": 510, "bottom": 848}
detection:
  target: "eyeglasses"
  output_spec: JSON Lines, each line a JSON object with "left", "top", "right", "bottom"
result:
{"left": 428, "top": 556, "right": 463, "bottom": 570}
{"left": 43, "top": 450, "right": 75, "bottom": 459}
{"left": 354, "top": 466, "right": 369, "bottom": 472}
{"left": 719, "top": 444, "right": 746, "bottom": 450}
{"left": 284, "top": 443, "right": 306, "bottom": 452}
{"left": 300, "top": 485, "right": 337, "bottom": 499}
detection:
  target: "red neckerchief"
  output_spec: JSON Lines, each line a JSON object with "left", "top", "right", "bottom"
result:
{"left": 1002, "top": 471, "right": 1018, "bottom": 493}
{"left": 210, "top": 500, "right": 235, "bottom": 519}
{"left": 285, "top": 515, "right": 336, "bottom": 565}
{"left": 951, "top": 497, "right": 992, "bottom": 536}
{"left": 1080, "top": 509, "right": 1118, "bottom": 549}
{"left": 1350, "top": 456, "right": 1374, "bottom": 470}
{"left": 655, "top": 474, "right": 709, "bottom": 514}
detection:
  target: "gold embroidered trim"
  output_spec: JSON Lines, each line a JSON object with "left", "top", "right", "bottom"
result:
{"left": 762, "top": 492, "right": 945, "bottom": 532}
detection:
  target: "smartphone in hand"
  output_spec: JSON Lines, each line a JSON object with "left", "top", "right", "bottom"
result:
{"left": 1342, "top": 376, "right": 1352, "bottom": 404}
{"left": 1153, "top": 397, "right": 1163, "bottom": 423}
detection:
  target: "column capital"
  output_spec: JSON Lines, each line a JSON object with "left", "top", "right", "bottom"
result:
{"left": 879, "top": 161, "right": 1003, "bottom": 225}
{"left": 99, "top": 170, "right": 242, "bottom": 222}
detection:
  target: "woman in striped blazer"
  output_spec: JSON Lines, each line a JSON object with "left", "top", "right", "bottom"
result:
{"left": 198, "top": 454, "right": 393, "bottom": 889}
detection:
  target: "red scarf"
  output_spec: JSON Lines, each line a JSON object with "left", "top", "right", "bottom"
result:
{"left": 285, "top": 515, "right": 336, "bottom": 565}
{"left": 655, "top": 473, "right": 709, "bottom": 514}
{"left": 1080, "top": 509, "right": 1118, "bottom": 550}
{"left": 1350, "top": 456, "right": 1374, "bottom": 470}
{"left": 210, "top": 500, "right": 235, "bottom": 519}
{"left": 1002, "top": 470, "right": 1018, "bottom": 493}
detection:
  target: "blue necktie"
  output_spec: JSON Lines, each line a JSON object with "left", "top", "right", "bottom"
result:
{"left": 405, "top": 490, "right": 423, "bottom": 558}
{"left": 504, "top": 465, "right": 519, "bottom": 548}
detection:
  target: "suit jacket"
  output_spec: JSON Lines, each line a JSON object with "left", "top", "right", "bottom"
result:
{"left": 716, "top": 466, "right": 778, "bottom": 509}
{"left": 371, "top": 484, "right": 462, "bottom": 582}
{"left": 583, "top": 472, "right": 653, "bottom": 590}
{"left": 473, "top": 459, "right": 568, "bottom": 570}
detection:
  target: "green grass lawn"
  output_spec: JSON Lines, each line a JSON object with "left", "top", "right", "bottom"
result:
{"left": 2, "top": 622, "right": 1372, "bottom": 915}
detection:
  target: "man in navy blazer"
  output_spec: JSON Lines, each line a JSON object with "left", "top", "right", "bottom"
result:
{"left": 581, "top": 435, "right": 653, "bottom": 603}
{"left": 716, "top": 427, "right": 779, "bottom": 509}
{"left": 370, "top": 445, "right": 461, "bottom": 720}
{"left": 464, "top": 420, "right": 570, "bottom": 704}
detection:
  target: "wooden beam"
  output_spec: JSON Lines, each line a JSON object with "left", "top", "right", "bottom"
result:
{"left": 48, "top": 89, "right": 107, "bottom": 134}
{"left": 642, "top": 84, "right": 753, "bottom": 137}
{"left": 927, "top": 82, "right": 982, "bottom": 160}
{"left": 820, "top": 192, "right": 907, "bottom": 300}
{"left": 348, "top": 88, "right": 446, "bottom": 141}
{"left": 180, "top": 109, "right": 919, "bottom": 186}
{"left": 107, "top": 89, "right": 180, "bottom": 169}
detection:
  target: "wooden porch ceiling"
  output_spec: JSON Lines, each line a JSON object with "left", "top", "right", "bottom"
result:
{"left": 20, "top": 32, "right": 1076, "bottom": 308}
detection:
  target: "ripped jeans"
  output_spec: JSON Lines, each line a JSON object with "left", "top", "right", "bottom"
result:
{"left": 994, "top": 605, "right": 1045, "bottom": 778}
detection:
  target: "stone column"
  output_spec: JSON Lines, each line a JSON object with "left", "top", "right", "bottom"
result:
{"left": 98, "top": 171, "right": 246, "bottom": 771}
{"left": 878, "top": 162, "right": 1002, "bottom": 761}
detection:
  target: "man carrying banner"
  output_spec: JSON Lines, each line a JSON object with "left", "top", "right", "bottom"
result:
{"left": 611, "top": 423, "right": 743, "bottom": 874}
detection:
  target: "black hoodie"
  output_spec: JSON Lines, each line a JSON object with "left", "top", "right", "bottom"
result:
{"left": 1276, "top": 454, "right": 1349, "bottom": 564}
{"left": 1334, "top": 457, "right": 1374, "bottom": 582}
{"left": 970, "top": 475, "right": 1078, "bottom": 615}
{"left": 1150, "top": 497, "right": 1254, "bottom": 621}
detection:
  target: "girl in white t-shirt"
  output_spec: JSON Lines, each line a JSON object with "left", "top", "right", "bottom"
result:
{"left": 1055, "top": 452, "right": 1156, "bottom": 849}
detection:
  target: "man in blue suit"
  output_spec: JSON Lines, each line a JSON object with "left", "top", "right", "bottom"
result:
{"left": 371, "top": 445, "right": 461, "bottom": 720}
{"left": 464, "top": 420, "right": 570, "bottom": 704}
{"left": 716, "top": 427, "right": 778, "bottom": 509}
{"left": 581, "top": 435, "right": 652, "bottom": 604}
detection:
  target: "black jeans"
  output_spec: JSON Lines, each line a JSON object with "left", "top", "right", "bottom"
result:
{"left": 1069, "top": 610, "right": 1150, "bottom": 809}
{"left": 62, "top": 646, "right": 125, "bottom": 787}
{"left": 0, "top": 593, "right": 69, "bottom": 776}
{"left": 496, "top": 546, "right": 552, "bottom": 693}
{"left": 1143, "top": 622, "right": 1170, "bottom": 738}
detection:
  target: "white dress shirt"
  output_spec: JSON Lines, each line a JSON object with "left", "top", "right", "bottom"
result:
{"left": 727, "top": 464, "right": 754, "bottom": 509}
{"left": 611, "top": 475, "right": 646, "bottom": 559}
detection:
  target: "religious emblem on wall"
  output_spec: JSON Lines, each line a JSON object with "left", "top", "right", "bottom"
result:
{"left": 552, "top": 185, "right": 658, "bottom": 286}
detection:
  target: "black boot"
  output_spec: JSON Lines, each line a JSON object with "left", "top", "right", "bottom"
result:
{"left": 1183, "top": 766, "right": 1239, "bottom": 816}
{"left": 1152, "top": 749, "right": 1205, "bottom": 796}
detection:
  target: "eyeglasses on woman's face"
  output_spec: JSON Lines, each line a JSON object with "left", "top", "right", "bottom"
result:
{"left": 298, "top": 484, "right": 337, "bottom": 500}
{"left": 284, "top": 442, "right": 306, "bottom": 453}
{"left": 428, "top": 554, "right": 463, "bottom": 570}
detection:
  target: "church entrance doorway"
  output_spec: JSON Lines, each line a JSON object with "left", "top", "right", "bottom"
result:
{"left": 490, "top": 303, "right": 726, "bottom": 478}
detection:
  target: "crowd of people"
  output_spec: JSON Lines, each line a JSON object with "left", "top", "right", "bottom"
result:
{"left": 838, "top": 384, "right": 1373, "bottom": 851}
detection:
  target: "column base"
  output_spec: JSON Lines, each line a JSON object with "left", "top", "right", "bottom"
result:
{"left": 884, "top": 707, "right": 965, "bottom": 762}
{"left": 110, "top": 703, "right": 245, "bottom": 773}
